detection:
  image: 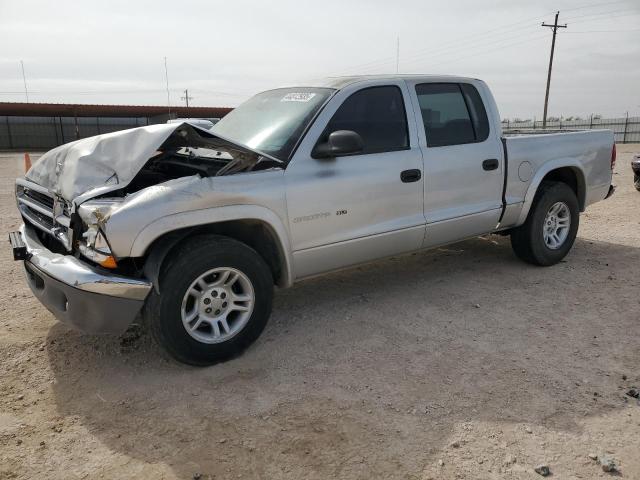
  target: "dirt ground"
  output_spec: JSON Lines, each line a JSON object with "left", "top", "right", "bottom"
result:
{"left": 0, "top": 145, "right": 639, "bottom": 480}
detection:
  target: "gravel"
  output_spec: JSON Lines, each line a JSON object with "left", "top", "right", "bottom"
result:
{"left": 1, "top": 145, "right": 640, "bottom": 479}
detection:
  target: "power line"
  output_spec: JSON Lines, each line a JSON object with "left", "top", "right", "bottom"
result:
{"left": 427, "top": 32, "right": 549, "bottom": 70}
{"left": 560, "top": 0, "right": 631, "bottom": 13}
{"left": 542, "top": 11, "right": 567, "bottom": 128}
{"left": 328, "top": 9, "right": 631, "bottom": 73}
{"left": 386, "top": 6, "right": 637, "bottom": 70}
{"left": 330, "top": 11, "right": 554, "bottom": 76}
{"left": 398, "top": 28, "right": 543, "bottom": 69}
{"left": 343, "top": 25, "right": 543, "bottom": 75}
{"left": 333, "top": 4, "right": 614, "bottom": 75}
{"left": 561, "top": 28, "right": 640, "bottom": 33}
{"left": 331, "top": 2, "right": 637, "bottom": 77}
{"left": 563, "top": 6, "right": 637, "bottom": 21}
{"left": 410, "top": 4, "right": 638, "bottom": 64}
{"left": 575, "top": 11, "right": 640, "bottom": 24}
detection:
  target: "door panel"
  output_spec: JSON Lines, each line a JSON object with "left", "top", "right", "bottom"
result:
{"left": 407, "top": 80, "right": 504, "bottom": 243}
{"left": 422, "top": 209, "right": 502, "bottom": 249}
{"left": 292, "top": 225, "right": 425, "bottom": 279}
{"left": 285, "top": 82, "right": 425, "bottom": 279}
{"left": 286, "top": 148, "right": 425, "bottom": 251}
{"left": 422, "top": 142, "right": 503, "bottom": 223}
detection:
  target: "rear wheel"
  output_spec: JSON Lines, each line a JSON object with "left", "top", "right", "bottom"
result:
{"left": 634, "top": 174, "right": 640, "bottom": 192}
{"left": 144, "top": 235, "right": 273, "bottom": 366}
{"left": 510, "top": 181, "right": 579, "bottom": 266}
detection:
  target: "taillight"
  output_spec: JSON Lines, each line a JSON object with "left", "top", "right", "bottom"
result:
{"left": 611, "top": 144, "right": 616, "bottom": 170}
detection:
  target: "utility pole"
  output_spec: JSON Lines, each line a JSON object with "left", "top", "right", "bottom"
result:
{"left": 20, "top": 60, "right": 29, "bottom": 103}
{"left": 164, "top": 57, "right": 171, "bottom": 117}
{"left": 541, "top": 12, "right": 567, "bottom": 128}
{"left": 181, "top": 89, "right": 193, "bottom": 108}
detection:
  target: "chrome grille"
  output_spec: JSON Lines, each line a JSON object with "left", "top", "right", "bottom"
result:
{"left": 17, "top": 183, "right": 55, "bottom": 234}
{"left": 22, "top": 205, "right": 55, "bottom": 231}
{"left": 16, "top": 179, "right": 72, "bottom": 250}
{"left": 22, "top": 188, "right": 54, "bottom": 210}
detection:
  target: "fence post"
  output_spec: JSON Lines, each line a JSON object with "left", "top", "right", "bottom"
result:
{"left": 589, "top": 114, "right": 593, "bottom": 130}
{"left": 74, "top": 108, "right": 80, "bottom": 140}
{"left": 533, "top": 117, "right": 536, "bottom": 130}
{"left": 5, "top": 117, "right": 13, "bottom": 149}
{"left": 623, "top": 112, "right": 629, "bottom": 144}
{"left": 96, "top": 116, "right": 101, "bottom": 135}
{"left": 53, "top": 117, "right": 59, "bottom": 145}
{"left": 59, "top": 116, "right": 64, "bottom": 143}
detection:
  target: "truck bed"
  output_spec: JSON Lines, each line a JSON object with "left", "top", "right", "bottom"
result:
{"left": 498, "top": 129, "right": 614, "bottom": 229}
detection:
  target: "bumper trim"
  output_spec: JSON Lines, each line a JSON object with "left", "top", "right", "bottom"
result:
{"left": 20, "top": 223, "right": 151, "bottom": 300}
{"left": 24, "top": 261, "right": 145, "bottom": 334}
{"left": 17, "top": 223, "right": 152, "bottom": 334}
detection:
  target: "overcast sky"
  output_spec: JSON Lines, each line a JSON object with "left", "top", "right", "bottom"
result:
{"left": 0, "top": 0, "right": 638, "bottom": 119}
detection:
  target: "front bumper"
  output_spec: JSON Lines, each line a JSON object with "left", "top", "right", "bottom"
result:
{"left": 15, "top": 224, "right": 152, "bottom": 334}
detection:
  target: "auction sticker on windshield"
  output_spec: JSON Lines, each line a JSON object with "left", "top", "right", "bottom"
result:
{"left": 281, "top": 92, "right": 316, "bottom": 102}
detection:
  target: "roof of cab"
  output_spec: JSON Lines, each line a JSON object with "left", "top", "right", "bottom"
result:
{"left": 305, "top": 74, "right": 481, "bottom": 90}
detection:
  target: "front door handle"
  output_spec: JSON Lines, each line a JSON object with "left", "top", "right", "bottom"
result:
{"left": 400, "top": 169, "right": 422, "bottom": 183}
{"left": 482, "top": 159, "right": 499, "bottom": 171}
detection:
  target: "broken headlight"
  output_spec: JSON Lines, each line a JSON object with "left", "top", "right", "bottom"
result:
{"left": 76, "top": 199, "right": 122, "bottom": 269}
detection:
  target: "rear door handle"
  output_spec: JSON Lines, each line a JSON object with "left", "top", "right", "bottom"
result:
{"left": 400, "top": 169, "right": 421, "bottom": 183}
{"left": 482, "top": 159, "right": 499, "bottom": 171}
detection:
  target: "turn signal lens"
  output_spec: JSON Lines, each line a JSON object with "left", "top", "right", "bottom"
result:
{"left": 99, "top": 256, "right": 118, "bottom": 269}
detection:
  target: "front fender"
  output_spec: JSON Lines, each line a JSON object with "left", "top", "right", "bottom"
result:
{"left": 128, "top": 204, "right": 294, "bottom": 287}
{"left": 515, "top": 159, "right": 586, "bottom": 226}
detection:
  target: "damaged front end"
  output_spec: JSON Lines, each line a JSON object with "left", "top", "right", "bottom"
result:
{"left": 12, "top": 87, "right": 333, "bottom": 337}
{"left": 16, "top": 123, "right": 283, "bottom": 270}
{"left": 12, "top": 122, "right": 284, "bottom": 334}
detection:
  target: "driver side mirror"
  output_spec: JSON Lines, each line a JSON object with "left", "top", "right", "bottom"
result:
{"left": 312, "top": 130, "right": 364, "bottom": 159}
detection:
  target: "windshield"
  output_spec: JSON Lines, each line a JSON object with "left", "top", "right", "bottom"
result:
{"left": 211, "top": 87, "right": 334, "bottom": 161}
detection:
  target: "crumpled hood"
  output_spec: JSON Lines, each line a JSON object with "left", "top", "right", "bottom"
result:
{"left": 25, "top": 122, "right": 269, "bottom": 202}
{"left": 26, "top": 123, "right": 182, "bottom": 201}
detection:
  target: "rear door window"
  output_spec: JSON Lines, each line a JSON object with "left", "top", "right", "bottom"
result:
{"left": 321, "top": 86, "right": 409, "bottom": 154}
{"left": 415, "top": 83, "right": 490, "bottom": 147}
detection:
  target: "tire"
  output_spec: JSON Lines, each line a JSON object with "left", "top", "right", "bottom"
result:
{"left": 634, "top": 174, "right": 640, "bottom": 192}
{"left": 510, "top": 181, "right": 579, "bottom": 266}
{"left": 144, "top": 234, "right": 273, "bottom": 366}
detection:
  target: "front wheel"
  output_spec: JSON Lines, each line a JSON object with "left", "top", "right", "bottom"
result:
{"left": 144, "top": 235, "right": 273, "bottom": 366}
{"left": 634, "top": 174, "right": 640, "bottom": 192}
{"left": 510, "top": 181, "right": 579, "bottom": 266}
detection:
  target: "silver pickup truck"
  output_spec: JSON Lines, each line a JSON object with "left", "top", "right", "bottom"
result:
{"left": 10, "top": 75, "right": 616, "bottom": 365}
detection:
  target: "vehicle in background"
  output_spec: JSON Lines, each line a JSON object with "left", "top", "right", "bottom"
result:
{"left": 633, "top": 154, "right": 640, "bottom": 191}
{"left": 167, "top": 118, "right": 220, "bottom": 130}
{"left": 11, "top": 75, "right": 616, "bottom": 365}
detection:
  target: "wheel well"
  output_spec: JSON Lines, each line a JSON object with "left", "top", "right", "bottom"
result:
{"left": 541, "top": 167, "right": 585, "bottom": 210}
{"left": 143, "top": 220, "right": 287, "bottom": 291}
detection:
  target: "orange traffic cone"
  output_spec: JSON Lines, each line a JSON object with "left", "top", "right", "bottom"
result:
{"left": 24, "top": 152, "right": 31, "bottom": 172}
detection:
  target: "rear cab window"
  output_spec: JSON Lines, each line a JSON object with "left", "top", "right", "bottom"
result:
{"left": 319, "top": 85, "right": 409, "bottom": 154}
{"left": 415, "top": 83, "right": 490, "bottom": 147}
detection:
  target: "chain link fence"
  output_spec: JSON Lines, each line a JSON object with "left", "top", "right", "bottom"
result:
{"left": 2, "top": 113, "right": 639, "bottom": 151}
{"left": 501, "top": 116, "right": 640, "bottom": 143}
{"left": 0, "top": 116, "right": 154, "bottom": 150}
